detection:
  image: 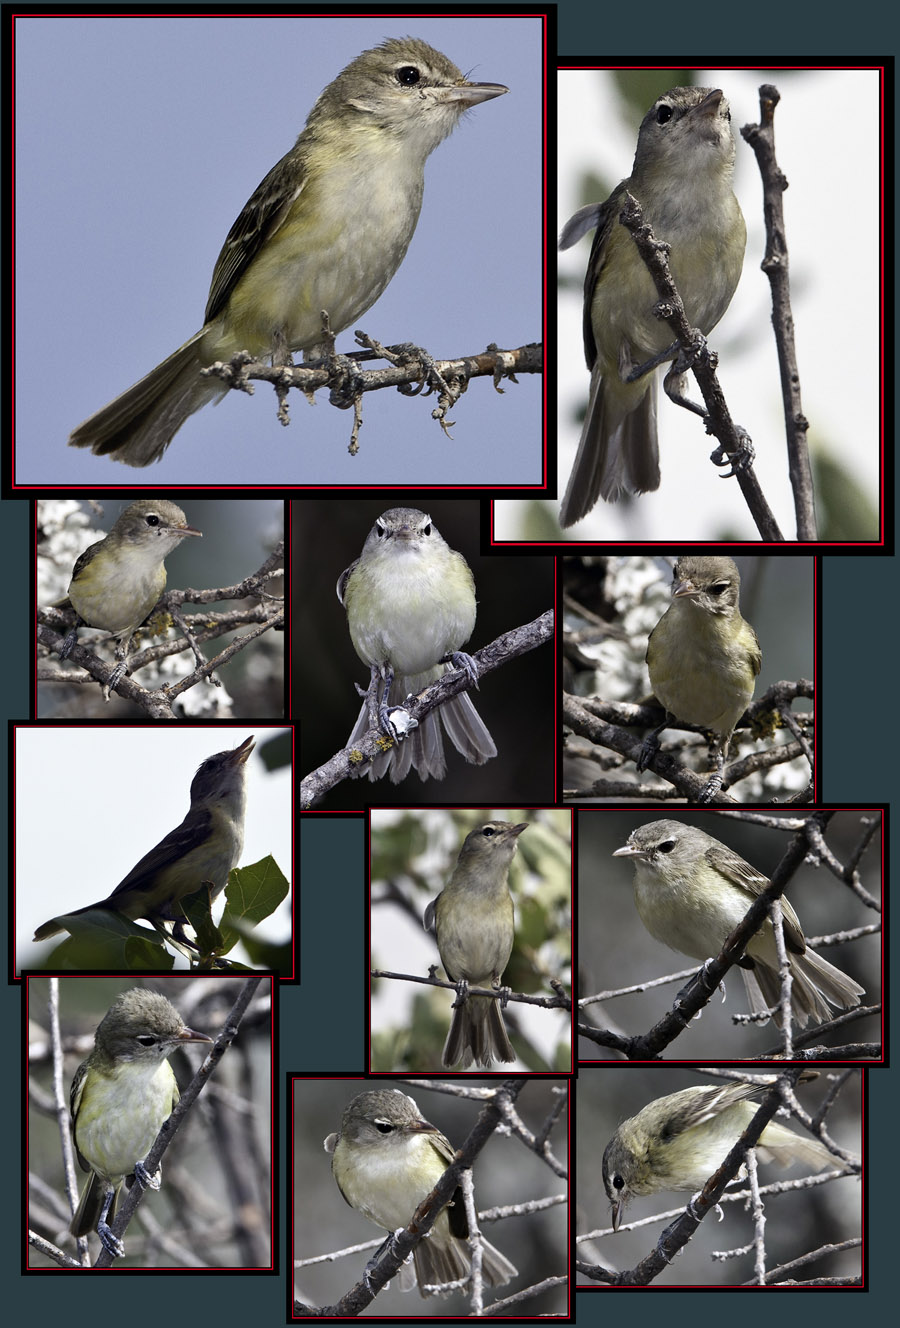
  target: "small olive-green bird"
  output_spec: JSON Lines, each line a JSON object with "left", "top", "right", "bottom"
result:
{"left": 602, "top": 1076, "right": 845, "bottom": 1231}
{"left": 33, "top": 736, "right": 254, "bottom": 945}
{"left": 639, "top": 556, "right": 761, "bottom": 800}
{"left": 325, "top": 1088, "right": 517, "bottom": 1295}
{"left": 52, "top": 500, "right": 201, "bottom": 690}
{"left": 613, "top": 819, "right": 865, "bottom": 1027}
{"left": 69, "top": 988, "right": 212, "bottom": 1258}
{"left": 67, "top": 39, "right": 507, "bottom": 467}
{"left": 558, "top": 87, "right": 745, "bottom": 522}
{"left": 424, "top": 821, "right": 527, "bottom": 1068}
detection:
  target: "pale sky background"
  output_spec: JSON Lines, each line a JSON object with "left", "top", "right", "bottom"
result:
{"left": 499, "top": 66, "right": 880, "bottom": 541}
{"left": 15, "top": 14, "right": 542, "bottom": 487}
{"left": 16, "top": 726, "right": 293, "bottom": 971}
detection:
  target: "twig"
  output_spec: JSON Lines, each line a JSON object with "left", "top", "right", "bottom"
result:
{"left": 301, "top": 611, "right": 553, "bottom": 807}
{"left": 202, "top": 341, "right": 542, "bottom": 453}
{"left": 371, "top": 968, "right": 571, "bottom": 1010}
{"left": 741, "top": 85, "right": 817, "bottom": 540}
{"left": 618, "top": 192, "right": 784, "bottom": 541}
{"left": 306, "top": 1081, "right": 525, "bottom": 1316}
{"left": 564, "top": 678, "right": 813, "bottom": 804}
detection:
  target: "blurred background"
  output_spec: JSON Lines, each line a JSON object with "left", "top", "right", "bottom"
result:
{"left": 37, "top": 499, "right": 284, "bottom": 719}
{"left": 500, "top": 65, "right": 880, "bottom": 541}
{"left": 18, "top": 726, "right": 293, "bottom": 973}
{"left": 564, "top": 555, "right": 814, "bottom": 802}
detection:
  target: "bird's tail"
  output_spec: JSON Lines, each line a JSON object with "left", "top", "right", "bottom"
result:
{"left": 70, "top": 1172, "right": 121, "bottom": 1238}
{"left": 741, "top": 947, "right": 864, "bottom": 1028}
{"left": 68, "top": 328, "right": 225, "bottom": 467}
{"left": 346, "top": 669, "right": 496, "bottom": 783}
{"left": 560, "top": 365, "right": 659, "bottom": 524}
{"left": 33, "top": 899, "right": 117, "bottom": 941}
{"left": 442, "top": 994, "right": 514, "bottom": 1069}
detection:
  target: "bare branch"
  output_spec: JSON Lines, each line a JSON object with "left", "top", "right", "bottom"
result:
{"left": 93, "top": 978, "right": 261, "bottom": 1268}
{"left": 371, "top": 968, "right": 571, "bottom": 1011}
{"left": 37, "top": 540, "right": 283, "bottom": 714}
{"left": 305, "top": 1081, "right": 526, "bottom": 1316}
{"left": 564, "top": 679, "right": 814, "bottom": 804}
{"left": 618, "top": 191, "right": 784, "bottom": 541}
{"left": 741, "top": 85, "right": 817, "bottom": 540}
{"left": 301, "top": 611, "right": 553, "bottom": 807}
{"left": 202, "top": 339, "right": 542, "bottom": 455}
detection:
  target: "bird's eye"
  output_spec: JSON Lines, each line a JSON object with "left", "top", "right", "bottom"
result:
{"left": 375, "top": 520, "right": 387, "bottom": 538}
{"left": 482, "top": 825, "right": 497, "bottom": 837}
{"left": 136, "top": 1035, "right": 157, "bottom": 1046}
{"left": 374, "top": 1118, "right": 393, "bottom": 1134}
{"left": 396, "top": 64, "right": 421, "bottom": 86}
{"left": 144, "top": 514, "right": 161, "bottom": 528}
{"left": 709, "top": 581, "right": 728, "bottom": 596}
{"left": 656, "top": 103, "right": 674, "bottom": 125}
{"left": 421, "top": 519, "right": 432, "bottom": 536}
{"left": 612, "top": 1173, "right": 625, "bottom": 1192}
{"left": 658, "top": 839, "right": 676, "bottom": 854}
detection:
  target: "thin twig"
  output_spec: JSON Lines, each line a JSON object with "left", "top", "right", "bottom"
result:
{"left": 371, "top": 968, "right": 571, "bottom": 1010}
{"left": 301, "top": 611, "right": 553, "bottom": 807}
{"left": 741, "top": 85, "right": 817, "bottom": 540}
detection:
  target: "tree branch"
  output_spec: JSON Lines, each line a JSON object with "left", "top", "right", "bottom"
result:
{"left": 37, "top": 540, "right": 283, "bottom": 713}
{"left": 741, "top": 85, "right": 817, "bottom": 540}
{"left": 371, "top": 968, "right": 571, "bottom": 1011}
{"left": 299, "top": 1080, "right": 526, "bottom": 1316}
{"left": 202, "top": 338, "right": 542, "bottom": 456}
{"left": 564, "top": 679, "right": 814, "bottom": 804}
{"left": 300, "top": 611, "right": 553, "bottom": 807}
{"left": 618, "top": 191, "right": 784, "bottom": 541}
{"left": 596, "top": 1071, "right": 834, "bottom": 1285}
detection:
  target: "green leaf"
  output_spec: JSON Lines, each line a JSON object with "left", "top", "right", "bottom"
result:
{"left": 123, "top": 936, "right": 177, "bottom": 970}
{"left": 42, "top": 912, "right": 174, "bottom": 970}
{"left": 218, "top": 856, "right": 289, "bottom": 954}
{"left": 180, "top": 886, "right": 225, "bottom": 955}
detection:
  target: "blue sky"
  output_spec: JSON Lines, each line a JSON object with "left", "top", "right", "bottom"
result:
{"left": 16, "top": 14, "right": 543, "bottom": 487}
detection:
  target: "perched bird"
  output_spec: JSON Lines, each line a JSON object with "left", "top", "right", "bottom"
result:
{"left": 338, "top": 508, "right": 496, "bottom": 783}
{"left": 613, "top": 819, "right": 865, "bottom": 1028}
{"left": 639, "top": 556, "right": 761, "bottom": 801}
{"left": 68, "top": 39, "right": 507, "bottom": 466}
{"left": 33, "top": 736, "right": 254, "bottom": 947}
{"left": 558, "top": 87, "right": 745, "bottom": 523}
{"left": 52, "top": 500, "right": 201, "bottom": 691}
{"left": 325, "top": 1088, "right": 517, "bottom": 1295}
{"left": 69, "top": 988, "right": 212, "bottom": 1257}
{"left": 424, "top": 821, "right": 527, "bottom": 1067}
{"left": 602, "top": 1076, "right": 847, "bottom": 1231}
